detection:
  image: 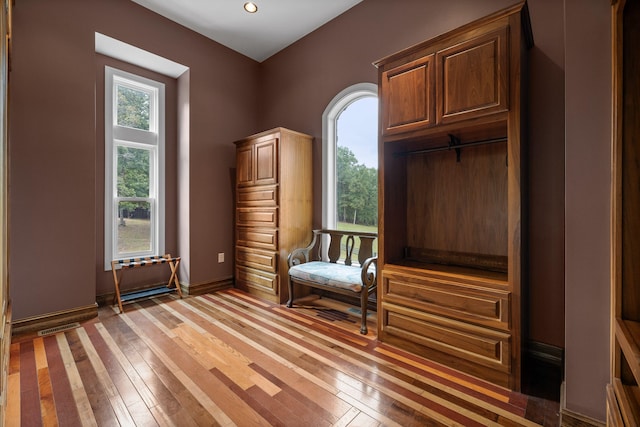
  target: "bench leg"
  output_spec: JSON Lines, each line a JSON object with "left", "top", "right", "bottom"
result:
{"left": 286, "top": 276, "right": 294, "bottom": 308}
{"left": 360, "top": 289, "right": 368, "bottom": 335}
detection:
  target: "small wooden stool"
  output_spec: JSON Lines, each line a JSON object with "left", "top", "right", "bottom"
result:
{"left": 111, "top": 254, "right": 183, "bottom": 313}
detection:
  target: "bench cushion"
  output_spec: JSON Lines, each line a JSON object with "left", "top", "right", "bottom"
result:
{"left": 289, "top": 261, "right": 367, "bottom": 292}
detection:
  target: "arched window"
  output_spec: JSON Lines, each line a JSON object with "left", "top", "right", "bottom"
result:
{"left": 322, "top": 83, "right": 378, "bottom": 232}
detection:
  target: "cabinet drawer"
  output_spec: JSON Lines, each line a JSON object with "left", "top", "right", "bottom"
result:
{"left": 237, "top": 227, "right": 278, "bottom": 251}
{"left": 381, "top": 302, "right": 510, "bottom": 372}
{"left": 236, "top": 246, "right": 277, "bottom": 273}
{"left": 381, "top": 269, "right": 510, "bottom": 331}
{"left": 237, "top": 207, "right": 278, "bottom": 228}
{"left": 235, "top": 265, "right": 279, "bottom": 296}
{"left": 237, "top": 185, "right": 278, "bottom": 206}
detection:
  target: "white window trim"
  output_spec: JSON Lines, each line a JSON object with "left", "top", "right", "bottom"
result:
{"left": 321, "top": 82, "right": 378, "bottom": 231}
{"left": 104, "top": 66, "right": 166, "bottom": 270}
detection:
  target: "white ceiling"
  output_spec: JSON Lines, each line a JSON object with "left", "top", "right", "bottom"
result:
{"left": 130, "top": 0, "right": 364, "bottom": 62}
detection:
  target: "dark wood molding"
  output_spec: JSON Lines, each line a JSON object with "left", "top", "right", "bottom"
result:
{"left": 525, "top": 340, "right": 564, "bottom": 367}
{"left": 184, "top": 277, "right": 233, "bottom": 296}
{"left": 11, "top": 303, "right": 98, "bottom": 336}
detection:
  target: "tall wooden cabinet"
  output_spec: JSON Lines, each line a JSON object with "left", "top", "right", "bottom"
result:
{"left": 608, "top": 0, "right": 640, "bottom": 424}
{"left": 374, "top": 2, "right": 532, "bottom": 390}
{"left": 233, "top": 128, "right": 313, "bottom": 304}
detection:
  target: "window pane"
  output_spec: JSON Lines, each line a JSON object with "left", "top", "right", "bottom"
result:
{"left": 117, "top": 146, "right": 150, "bottom": 198}
{"left": 336, "top": 97, "right": 378, "bottom": 230}
{"left": 116, "top": 84, "right": 150, "bottom": 130}
{"left": 117, "top": 201, "right": 151, "bottom": 254}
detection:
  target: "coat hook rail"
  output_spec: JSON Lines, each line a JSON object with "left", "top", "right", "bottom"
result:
{"left": 449, "top": 134, "right": 462, "bottom": 162}
{"left": 395, "top": 135, "right": 508, "bottom": 158}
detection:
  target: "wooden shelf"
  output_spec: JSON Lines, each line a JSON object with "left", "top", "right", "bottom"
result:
{"left": 384, "top": 260, "right": 508, "bottom": 284}
{"left": 610, "top": 377, "right": 640, "bottom": 425}
{"left": 616, "top": 318, "right": 640, "bottom": 385}
{"left": 608, "top": 383, "right": 624, "bottom": 426}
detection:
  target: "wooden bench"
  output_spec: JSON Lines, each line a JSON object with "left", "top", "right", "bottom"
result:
{"left": 111, "top": 254, "right": 183, "bottom": 313}
{"left": 287, "top": 229, "right": 377, "bottom": 334}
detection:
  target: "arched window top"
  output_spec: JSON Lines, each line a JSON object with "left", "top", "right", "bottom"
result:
{"left": 323, "top": 83, "right": 378, "bottom": 127}
{"left": 322, "top": 83, "right": 378, "bottom": 231}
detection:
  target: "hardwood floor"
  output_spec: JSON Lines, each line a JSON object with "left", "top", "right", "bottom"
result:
{"left": 6, "top": 289, "right": 560, "bottom": 426}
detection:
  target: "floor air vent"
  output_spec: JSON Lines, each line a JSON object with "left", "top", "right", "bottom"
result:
{"left": 37, "top": 322, "right": 80, "bottom": 337}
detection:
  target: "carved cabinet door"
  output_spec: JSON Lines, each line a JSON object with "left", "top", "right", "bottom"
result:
{"left": 236, "top": 136, "right": 278, "bottom": 187}
{"left": 380, "top": 54, "right": 435, "bottom": 136}
{"left": 436, "top": 26, "right": 509, "bottom": 125}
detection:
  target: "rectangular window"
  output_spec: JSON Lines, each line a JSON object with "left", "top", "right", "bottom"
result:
{"left": 105, "top": 66, "right": 165, "bottom": 269}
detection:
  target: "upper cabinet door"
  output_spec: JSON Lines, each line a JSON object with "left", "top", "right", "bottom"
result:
{"left": 236, "top": 135, "right": 279, "bottom": 187}
{"left": 436, "top": 26, "right": 509, "bottom": 125}
{"left": 254, "top": 137, "right": 278, "bottom": 186}
{"left": 381, "top": 55, "right": 435, "bottom": 136}
{"left": 236, "top": 143, "right": 254, "bottom": 187}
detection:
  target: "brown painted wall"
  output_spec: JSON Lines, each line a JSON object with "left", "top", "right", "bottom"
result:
{"left": 258, "top": 0, "right": 566, "bottom": 350}
{"left": 564, "top": 0, "right": 611, "bottom": 421}
{"left": 9, "top": 0, "right": 259, "bottom": 320}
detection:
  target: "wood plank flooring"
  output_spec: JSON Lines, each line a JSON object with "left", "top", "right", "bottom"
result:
{"left": 6, "top": 289, "right": 560, "bottom": 426}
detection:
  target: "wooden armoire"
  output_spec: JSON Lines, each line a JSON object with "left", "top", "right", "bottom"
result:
{"left": 233, "top": 128, "right": 313, "bottom": 304}
{"left": 608, "top": 0, "right": 640, "bottom": 423}
{"left": 374, "top": 2, "right": 532, "bottom": 390}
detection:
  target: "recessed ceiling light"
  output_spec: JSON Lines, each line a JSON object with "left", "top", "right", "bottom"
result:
{"left": 244, "top": 2, "right": 258, "bottom": 13}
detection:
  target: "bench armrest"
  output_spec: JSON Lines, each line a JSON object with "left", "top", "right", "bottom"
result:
{"left": 287, "top": 231, "right": 321, "bottom": 267}
{"left": 361, "top": 256, "right": 378, "bottom": 291}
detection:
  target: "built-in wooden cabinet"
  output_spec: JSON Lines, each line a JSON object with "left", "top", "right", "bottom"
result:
{"left": 381, "top": 23, "right": 509, "bottom": 138}
{"left": 233, "top": 128, "right": 313, "bottom": 304}
{"left": 374, "top": 1, "right": 532, "bottom": 390}
{"left": 608, "top": 0, "right": 640, "bottom": 424}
